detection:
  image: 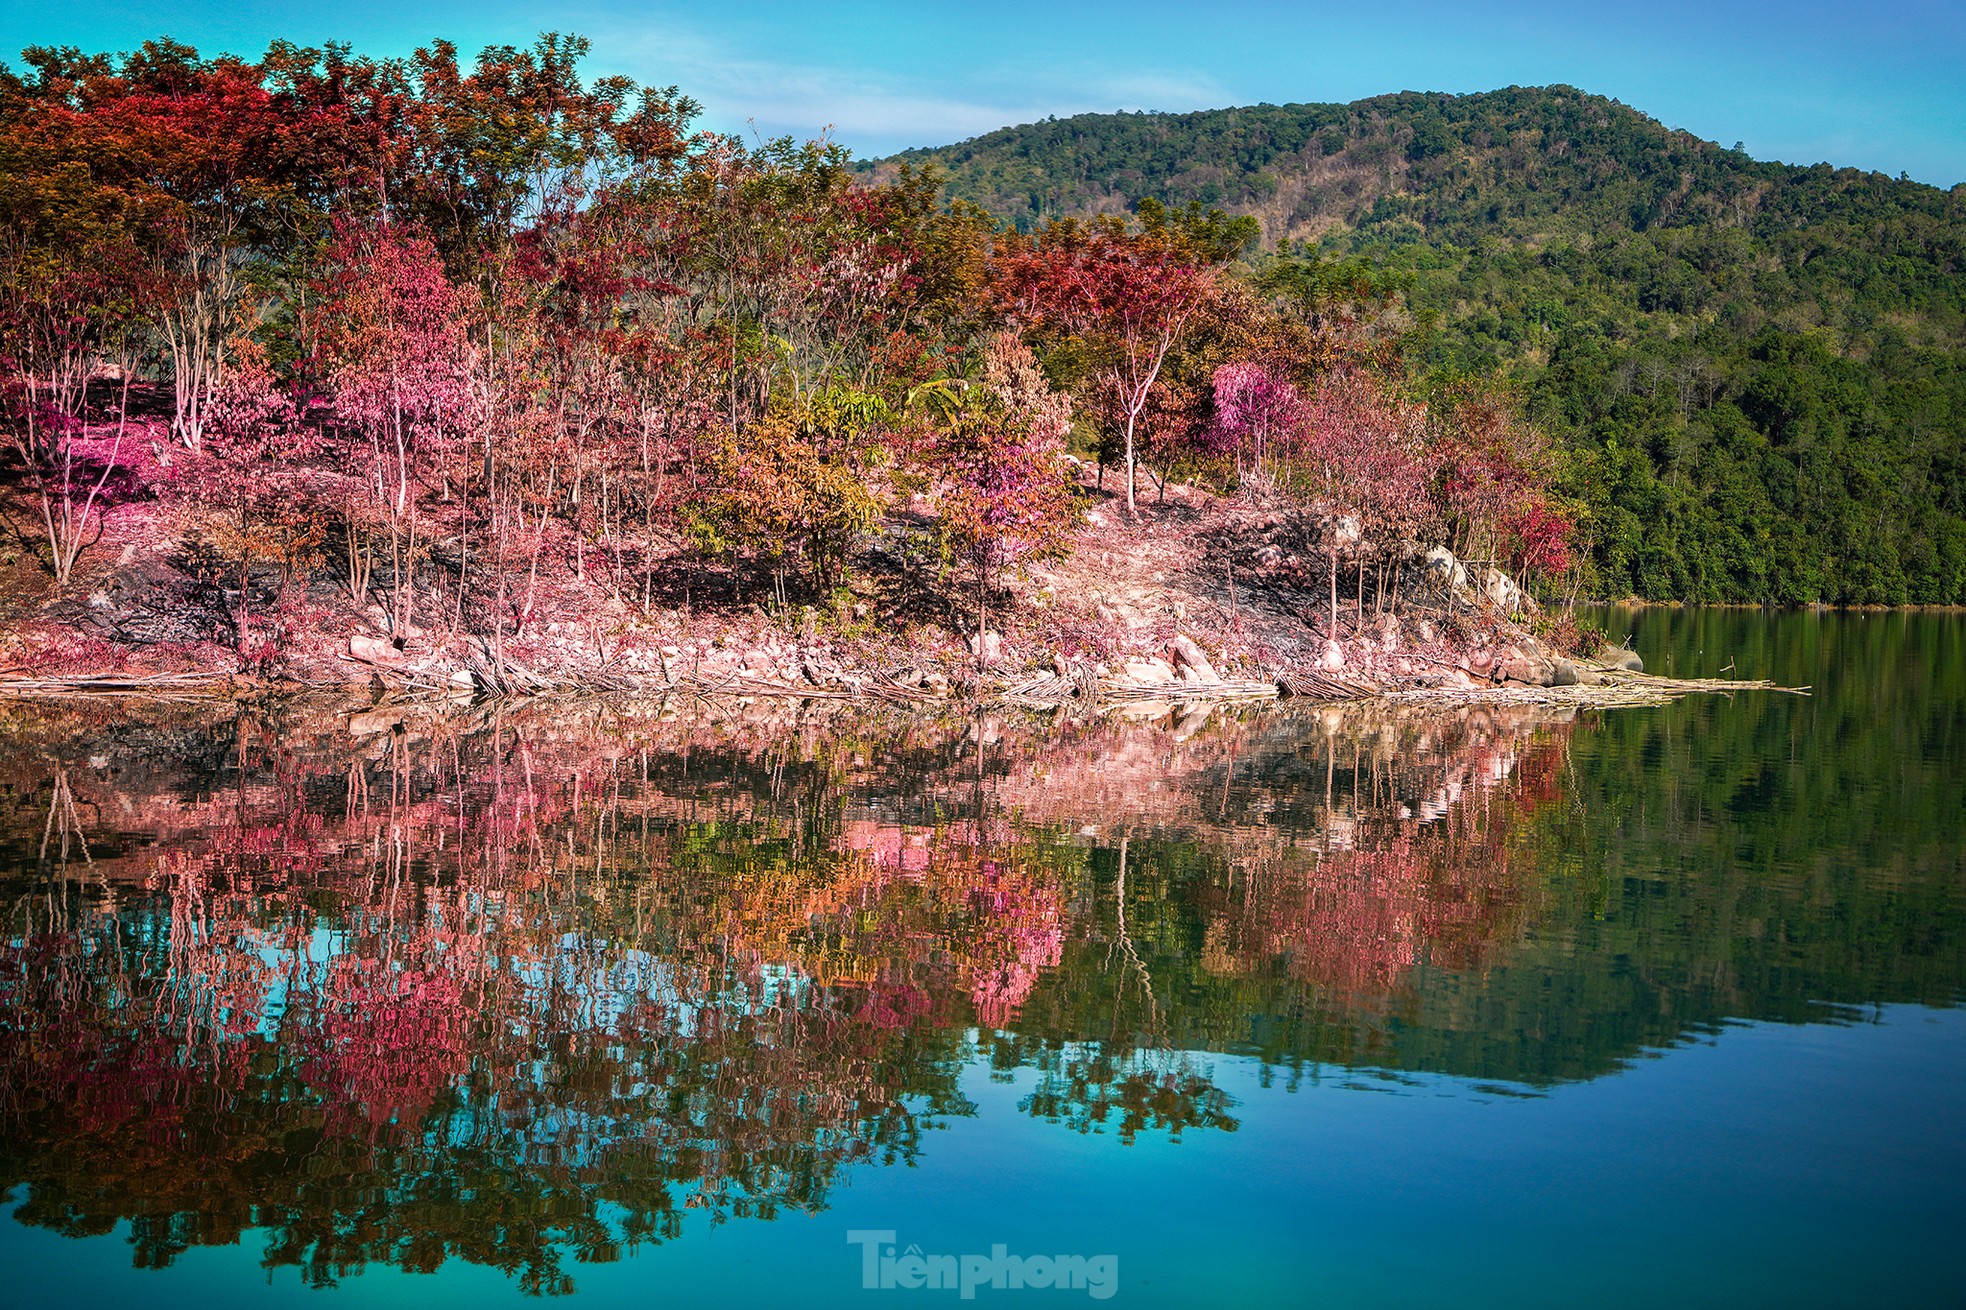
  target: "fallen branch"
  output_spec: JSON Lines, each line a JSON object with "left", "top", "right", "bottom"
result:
{"left": 0, "top": 670, "right": 236, "bottom": 699}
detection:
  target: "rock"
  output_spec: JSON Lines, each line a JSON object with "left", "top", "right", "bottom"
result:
{"left": 349, "top": 634, "right": 402, "bottom": 666}
{"left": 1094, "top": 603, "right": 1119, "bottom": 623}
{"left": 1467, "top": 563, "right": 1538, "bottom": 616}
{"left": 1596, "top": 644, "right": 1644, "bottom": 672}
{"left": 1122, "top": 657, "right": 1178, "bottom": 684}
{"left": 968, "top": 629, "right": 1004, "bottom": 666}
{"left": 1166, "top": 634, "right": 1220, "bottom": 684}
{"left": 448, "top": 668, "right": 478, "bottom": 691}
{"left": 1550, "top": 658, "right": 1582, "bottom": 686}
{"left": 742, "top": 649, "right": 774, "bottom": 671}
{"left": 1319, "top": 640, "right": 1346, "bottom": 672}
{"left": 1494, "top": 645, "right": 1558, "bottom": 686}
{"left": 1419, "top": 545, "right": 1468, "bottom": 593}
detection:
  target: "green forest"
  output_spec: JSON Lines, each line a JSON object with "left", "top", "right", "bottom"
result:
{"left": 882, "top": 87, "right": 1966, "bottom": 604}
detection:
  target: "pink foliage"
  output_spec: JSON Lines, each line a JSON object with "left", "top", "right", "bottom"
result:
{"left": 935, "top": 333, "right": 1078, "bottom": 581}
{"left": 1505, "top": 501, "right": 1574, "bottom": 576}
{"left": 1208, "top": 361, "right": 1303, "bottom": 466}
{"left": 316, "top": 219, "right": 476, "bottom": 509}
{"left": 1303, "top": 368, "right": 1433, "bottom": 540}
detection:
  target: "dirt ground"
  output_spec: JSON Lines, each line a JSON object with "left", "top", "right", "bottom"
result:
{"left": 0, "top": 455, "right": 1570, "bottom": 697}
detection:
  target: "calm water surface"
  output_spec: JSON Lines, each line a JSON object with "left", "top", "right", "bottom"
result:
{"left": 2, "top": 608, "right": 1961, "bottom": 1308}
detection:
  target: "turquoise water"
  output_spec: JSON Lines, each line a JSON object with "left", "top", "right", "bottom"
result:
{"left": 2, "top": 609, "right": 1961, "bottom": 1307}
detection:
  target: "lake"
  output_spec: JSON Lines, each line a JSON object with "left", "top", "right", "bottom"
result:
{"left": 2, "top": 608, "right": 1961, "bottom": 1308}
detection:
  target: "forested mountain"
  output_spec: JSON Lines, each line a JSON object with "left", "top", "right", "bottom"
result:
{"left": 877, "top": 88, "right": 1966, "bottom": 603}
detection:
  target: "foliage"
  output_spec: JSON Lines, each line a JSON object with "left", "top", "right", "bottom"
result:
{"left": 892, "top": 87, "right": 1966, "bottom": 602}
{"left": 924, "top": 333, "right": 1080, "bottom": 631}
{"left": 690, "top": 406, "right": 887, "bottom": 600}
{"left": 992, "top": 217, "right": 1215, "bottom": 514}
{"left": 0, "top": 30, "right": 1583, "bottom": 639}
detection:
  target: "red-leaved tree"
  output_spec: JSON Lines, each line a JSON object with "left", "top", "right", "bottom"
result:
{"left": 315, "top": 218, "right": 476, "bottom": 633}
{"left": 924, "top": 332, "right": 1080, "bottom": 659}
{"left": 994, "top": 221, "right": 1212, "bottom": 516}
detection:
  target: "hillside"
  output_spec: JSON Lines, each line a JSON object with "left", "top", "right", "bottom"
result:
{"left": 877, "top": 89, "right": 1966, "bottom": 604}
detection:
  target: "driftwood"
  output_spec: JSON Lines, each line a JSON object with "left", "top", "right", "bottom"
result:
{"left": 0, "top": 649, "right": 1804, "bottom": 714}
{"left": 454, "top": 638, "right": 947, "bottom": 707}
{"left": 993, "top": 671, "right": 1283, "bottom": 709}
{"left": 1590, "top": 669, "right": 1807, "bottom": 695}
{"left": 1381, "top": 667, "right": 1807, "bottom": 709}
{"left": 1275, "top": 669, "right": 1381, "bottom": 700}
{"left": 0, "top": 670, "right": 236, "bottom": 699}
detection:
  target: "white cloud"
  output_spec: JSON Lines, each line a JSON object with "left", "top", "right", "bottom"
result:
{"left": 576, "top": 16, "right": 1228, "bottom": 153}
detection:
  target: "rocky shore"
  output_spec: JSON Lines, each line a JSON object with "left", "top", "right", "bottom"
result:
{"left": 2, "top": 472, "right": 1685, "bottom": 710}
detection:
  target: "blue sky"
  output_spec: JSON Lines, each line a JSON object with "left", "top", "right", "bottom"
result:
{"left": 7, "top": 0, "right": 1965, "bottom": 184}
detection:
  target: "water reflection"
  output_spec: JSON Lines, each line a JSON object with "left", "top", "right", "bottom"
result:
{"left": 1, "top": 641, "right": 1960, "bottom": 1292}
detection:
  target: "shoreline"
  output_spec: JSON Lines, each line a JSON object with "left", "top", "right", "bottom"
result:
{"left": 0, "top": 661, "right": 1799, "bottom": 712}
{"left": 1589, "top": 599, "right": 1966, "bottom": 614}
{"left": 0, "top": 471, "right": 1807, "bottom": 716}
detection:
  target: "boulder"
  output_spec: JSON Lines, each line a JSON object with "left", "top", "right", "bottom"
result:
{"left": 1419, "top": 545, "right": 1467, "bottom": 593}
{"left": 1596, "top": 644, "right": 1644, "bottom": 672}
{"left": 1122, "top": 657, "right": 1178, "bottom": 684}
{"left": 1166, "top": 634, "right": 1220, "bottom": 684}
{"left": 1494, "top": 645, "right": 1558, "bottom": 686}
{"left": 1319, "top": 640, "right": 1346, "bottom": 672}
{"left": 968, "top": 629, "right": 1004, "bottom": 666}
{"left": 349, "top": 633, "right": 402, "bottom": 666}
{"left": 1550, "top": 658, "right": 1582, "bottom": 687}
{"left": 1465, "top": 562, "right": 1539, "bottom": 616}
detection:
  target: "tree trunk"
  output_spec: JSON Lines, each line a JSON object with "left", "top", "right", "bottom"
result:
{"left": 1329, "top": 548, "right": 1339, "bottom": 636}
{"left": 1123, "top": 406, "right": 1138, "bottom": 516}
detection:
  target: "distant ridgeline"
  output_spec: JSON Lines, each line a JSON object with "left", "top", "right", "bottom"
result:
{"left": 876, "top": 87, "right": 1966, "bottom": 604}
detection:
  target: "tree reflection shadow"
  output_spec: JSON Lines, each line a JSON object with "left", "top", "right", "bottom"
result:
{"left": 0, "top": 697, "right": 1573, "bottom": 1290}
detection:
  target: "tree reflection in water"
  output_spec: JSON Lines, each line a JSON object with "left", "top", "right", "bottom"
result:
{"left": 0, "top": 698, "right": 1571, "bottom": 1290}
